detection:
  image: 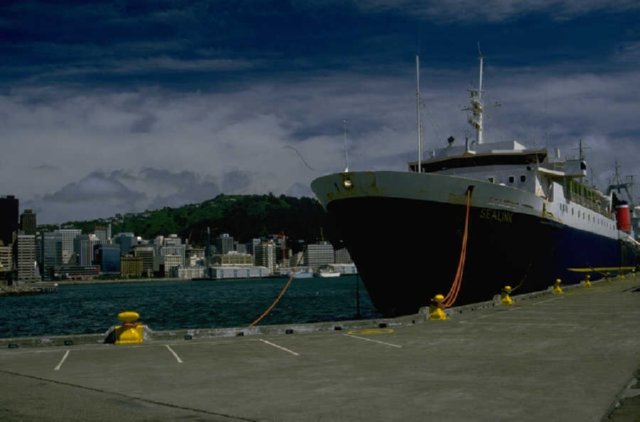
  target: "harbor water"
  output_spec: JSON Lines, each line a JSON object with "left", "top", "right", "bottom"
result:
{"left": 0, "top": 276, "right": 379, "bottom": 339}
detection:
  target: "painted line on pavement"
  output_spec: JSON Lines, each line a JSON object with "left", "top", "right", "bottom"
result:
{"left": 259, "top": 339, "right": 300, "bottom": 356}
{"left": 54, "top": 350, "right": 70, "bottom": 371}
{"left": 344, "top": 334, "right": 402, "bottom": 348}
{"left": 165, "top": 345, "right": 183, "bottom": 363}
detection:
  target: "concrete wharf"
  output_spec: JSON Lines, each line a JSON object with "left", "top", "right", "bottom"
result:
{"left": 0, "top": 275, "right": 639, "bottom": 421}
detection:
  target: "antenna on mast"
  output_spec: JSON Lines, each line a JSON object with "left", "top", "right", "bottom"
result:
{"left": 467, "top": 43, "right": 484, "bottom": 145}
{"left": 343, "top": 119, "right": 350, "bottom": 173}
{"left": 416, "top": 54, "right": 423, "bottom": 173}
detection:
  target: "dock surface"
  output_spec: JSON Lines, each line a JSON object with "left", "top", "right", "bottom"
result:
{"left": 1, "top": 276, "right": 639, "bottom": 421}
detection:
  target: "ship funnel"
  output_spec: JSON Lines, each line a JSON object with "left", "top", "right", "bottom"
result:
{"left": 615, "top": 202, "right": 632, "bottom": 233}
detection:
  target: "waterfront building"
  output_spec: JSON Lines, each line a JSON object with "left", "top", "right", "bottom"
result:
{"left": 304, "top": 241, "right": 335, "bottom": 271}
{"left": 245, "top": 238, "right": 261, "bottom": 256}
{"left": 186, "top": 246, "right": 205, "bottom": 267}
{"left": 114, "top": 232, "right": 136, "bottom": 256}
{"left": 0, "top": 245, "right": 10, "bottom": 285}
{"left": 161, "top": 254, "right": 183, "bottom": 275}
{"left": 40, "top": 232, "right": 63, "bottom": 281}
{"left": 0, "top": 245, "right": 13, "bottom": 272}
{"left": 328, "top": 263, "right": 358, "bottom": 275}
{"left": 54, "top": 265, "right": 100, "bottom": 280}
{"left": 0, "top": 195, "right": 18, "bottom": 247}
{"left": 163, "top": 234, "right": 182, "bottom": 247}
{"left": 159, "top": 244, "right": 185, "bottom": 266}
{"left": 95, "top": 244, "right": 121, "bottom": 274}
{"left": 209, "top": 265, "right": 270, "bottom": 279}
{"left": 19, "top": 209, "right": 37, "bottom": 235}
{"left": 94, "top": 225, "right": 111, "bottom": 244}
{"left": 335, "top": 248, "right": 353, "bottom": 264}
{"left": 133, "top": 245, "right": 155, "bottom": 277}
{"left": 74, "top": 234, "right": 100, "bottom": 266}
{"left": 215, "top": 233, "right": 234, "bottom": 255}
{"left": 212, "top": 252, "right": 253, "bottom": 266}
{"left": 16, "top": 234, "right": 38, "bottom": 282}
{"left": 254, "top": 241, "right": 276, "bottom": 275}
{"left": 170, "top": 265, "right": 206, "bottom": 279}
{"left": 56, "top": 229, "right": 82, "bottom": 264}
{"left": 121, "top": 256, "right": 143, "bottom": 278}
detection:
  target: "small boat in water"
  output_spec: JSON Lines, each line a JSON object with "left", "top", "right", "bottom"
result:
{"left": 316, "top": 266, "right": 341, "bottom": 278}
{"left": 292, "top": 268, "right": 314, "bottom": 279}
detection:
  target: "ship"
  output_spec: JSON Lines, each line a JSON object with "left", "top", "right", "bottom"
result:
{"left": 311, "top": 53, "right": 640, "bottom": 317}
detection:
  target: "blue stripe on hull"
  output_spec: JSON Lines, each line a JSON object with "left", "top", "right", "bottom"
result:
{"left": 327, "top": 197, "right": 639, "bottom": 316}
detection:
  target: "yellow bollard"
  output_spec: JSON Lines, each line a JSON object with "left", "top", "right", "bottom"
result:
{"left": 500, "top": 285, "right": 514, "bottom": 305}
{"left": 114, "top": 311, "right": 144, "bottom": 345}
{"left": 583, "top": 274, "right": 592, "bottom": 288}
{"left": 552, "top": 278, "right": 563, "bottom": 295}
{"left": 428, "top": 294, "right": 449, "bottom": 320}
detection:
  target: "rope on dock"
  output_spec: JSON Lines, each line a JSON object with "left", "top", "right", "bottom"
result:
{"left": 249, "top": 252, "right": 304, "bottom": 327}
{"left": 442, "top": 186, "right": 474, "bottom": 308}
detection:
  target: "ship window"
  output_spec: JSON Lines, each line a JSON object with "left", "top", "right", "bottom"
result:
{"left": 571, "top": 208, "right": 574, "bottom": 215}
{"left": 508, "top": 176, "right": 515, "bottom": 184}
{"left": 520, "top": 175, "right": 526, "bottom": 183}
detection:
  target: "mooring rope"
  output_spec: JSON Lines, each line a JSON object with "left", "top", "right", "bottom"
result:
{"left": 442, "top": 186, "right": 474, "bottom": 308}
{"left": 249, "top": 252, "right": 305, "bottom": 327}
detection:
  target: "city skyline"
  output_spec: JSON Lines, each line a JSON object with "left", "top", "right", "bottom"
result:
{"left": 2, "top": 1, "right": 640, "bottom": 223}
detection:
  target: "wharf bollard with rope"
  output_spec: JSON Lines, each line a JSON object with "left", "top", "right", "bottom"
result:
{"left": 500, "top": 285, "right": 514, "bottom": 305}
{"left": 248, "top": 253, "right": 305, "bottom": 328}
{"left": 552, "top": 278, "right": 564, "bottom": 295}
{"left": 428, "top": 185, "right": 474, "bottom": 320}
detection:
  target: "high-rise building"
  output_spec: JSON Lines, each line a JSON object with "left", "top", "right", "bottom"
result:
{"left": 215, "top": 233, "right": 234, "bottom": 255}
{"left": 95, "top": 244, "right": 120, "bottom": 274}
{"left": 304, "top": 241, "right": 335, "bottom": 270}
{"left": 17, "top": 234, "right": 37, "bottom": 282}
{"left": 0, "top": 195, "right": 19, "bottom": 247}
{"left": 121, "top": 256, "right": 143, "bottom": 278}
{"left": 56, "top": 229, "right": 81, "bottom": 264}
{"left": 19, "top": 209, "right": 36, "bottom": 235}
{"left": 114, "top": 232, "right": 136, "bottom": 256}
{"left": 94, "top": 225, "right": 111, "bottom": 244}
{"left": 254, "top": 241, "right": 276, "bottom": 274}
{"left": 133, "top": 245, "right": 155, "bottom": 277}
{"left": 41, "top": 232, "right": 63, "bottom": 280}
{"left": 74, "top": 234, "right": 100, "bottom": 266}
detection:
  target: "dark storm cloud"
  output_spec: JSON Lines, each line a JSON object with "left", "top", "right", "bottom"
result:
{"left": 3, "top": 1, "right": 640, "bottom": 224}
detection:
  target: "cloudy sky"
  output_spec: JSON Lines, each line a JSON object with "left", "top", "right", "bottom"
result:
{"left": 2, "top": 0, "right": 640, "bottom": 223}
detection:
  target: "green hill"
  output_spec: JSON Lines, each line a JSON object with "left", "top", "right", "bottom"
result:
{"left": 42, "top": 194, "right": 335, "bottom": 251}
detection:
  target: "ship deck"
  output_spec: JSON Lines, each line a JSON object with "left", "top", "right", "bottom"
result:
{"left": 1, "top": 276, "right": 639, "bottom": 421}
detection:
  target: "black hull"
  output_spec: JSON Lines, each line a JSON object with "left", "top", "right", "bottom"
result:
{"left": 327, "top": 196, "right": 640, "bottom": 317}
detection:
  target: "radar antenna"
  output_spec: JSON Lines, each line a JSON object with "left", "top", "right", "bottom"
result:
{"left": 467, "top": 44, "right": 484, "bottom": 145}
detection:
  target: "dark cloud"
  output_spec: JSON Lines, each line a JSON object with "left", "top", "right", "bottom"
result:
{"left": 2, "top": 1, "right": 640, "bottom": 223}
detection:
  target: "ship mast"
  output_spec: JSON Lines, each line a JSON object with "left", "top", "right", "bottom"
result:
{"left": 468, "top": 47, "right": 484, "bottom": 145}
{"left": 343, "top": 119, "right": 350, "bottom": 172}
{"left": 416, "top": 55, "right": 423, "bottom": 173}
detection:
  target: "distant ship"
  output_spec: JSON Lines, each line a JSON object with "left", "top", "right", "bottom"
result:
{"left": 311, "top": 53, "right": 640, "bottom": 317}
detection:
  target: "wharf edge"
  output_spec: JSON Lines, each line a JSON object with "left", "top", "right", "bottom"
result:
{"left": 0, "top": 275, "right": 638, "bottom": 421}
